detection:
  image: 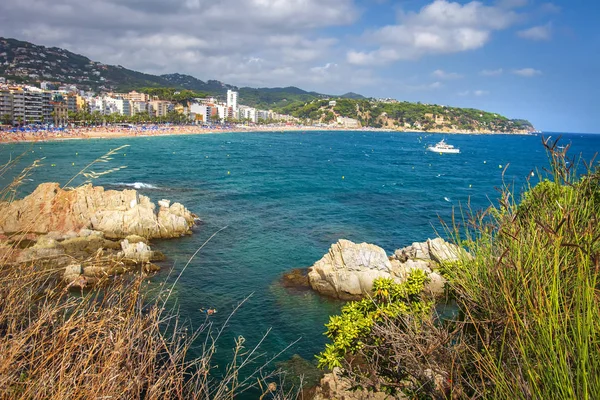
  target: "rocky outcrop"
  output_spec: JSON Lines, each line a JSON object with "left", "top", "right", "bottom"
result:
{"left": 308, "top": 240, "right": 394, "bottom": 300}
{"left": 0, "top": 182, "right": 198, "bottom": 239}
{"left": 307, "top": 238, "right": 465, "bottom": 300}
{"left": 0, "top": 183, "right": 199, "bottom": 288}
{"left": 313, "top": 368, "right": 405, "bottom": 400}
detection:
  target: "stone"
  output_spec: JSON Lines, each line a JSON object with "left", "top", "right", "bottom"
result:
{"left": 313, "top": 368, "right": 404, "bottom": 400}
{"left": 0, "top": 182, "right": 198, "bottom": 239}
{"left": 118, "top": 239, "right": 154, "bottom": 263}
{"left": 124, "top": 234, "right": 148, "bottom": 244}
{"left": 158, "top": 199, "right": 171, "bottom": 208}
{"left": 63, "top": 264, "right": 83, "bottom": 284}
{"left": 281, "top": 268, "right": 310, "bottom": 290}
{"left": 428, "top": 238, "right": 463, "bottom": 265}
{"left": 308, "top": 239, "right": 393, "bottom": 300}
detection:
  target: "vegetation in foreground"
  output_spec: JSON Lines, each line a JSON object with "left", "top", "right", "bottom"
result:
{"left": 0, "top": 158, "right": 298, "bottom": 400}
{"left": 317, "top": 140, "right": 599, "bottom": 399}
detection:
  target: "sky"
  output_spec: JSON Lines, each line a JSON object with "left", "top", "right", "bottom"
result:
{"left": 0, "top": 0, "right": 598, "bottom": 132}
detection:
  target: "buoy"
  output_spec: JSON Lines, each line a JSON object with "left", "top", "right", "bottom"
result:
{"left": 206, "top": 156, "right": 208, "bottom": 158}
{"left": 72, "top": 162, "right": 75, "bottom": 166}
{"left": 342, "top": 176, "right": 345, "bottom": 180}
{"left": 469, "top": 184, "right": 472, "bottom": 188}
{"left": 124, "top": 153, "right": 126, "bottom": 156}
{"left": 483, "top": 161, "right": 487, "bottom": 164}
{"left": 499, "top": 165, "right": 502, "bottom": 169}
{"left": 32, "top": 150, "right": 34, "bottom": 153}
{"left": 227, "top": 171, "right": 230, "bottom": 175}
{"left": 51, "top": 164, "right": 56, "bottom": 167}
{"left": 76, "top": 152, "right": 78, "bottom": 155}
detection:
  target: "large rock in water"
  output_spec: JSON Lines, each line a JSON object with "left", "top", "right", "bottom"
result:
{"left": 308, "top": 239, "right": 394, "bottom": 300}
{"left": 308, "top": 238, "right": 465, "bottom": 300}
{"left": 0, "top": 183, "right": 197, "bottom": 239}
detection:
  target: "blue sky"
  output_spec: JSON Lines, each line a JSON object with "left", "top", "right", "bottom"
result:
{"left": 1, "top": 0, "right": 599, "bottom": 132}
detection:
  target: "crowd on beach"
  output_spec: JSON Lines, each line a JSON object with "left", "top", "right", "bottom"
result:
{"left": 0, "top": 123, "right": 376, "bottom": 143}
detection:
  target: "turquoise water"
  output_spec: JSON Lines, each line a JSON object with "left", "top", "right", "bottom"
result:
{"left": 1, "top": 130, "right": 599, "bottom": 384}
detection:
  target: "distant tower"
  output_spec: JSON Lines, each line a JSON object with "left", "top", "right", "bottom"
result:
{"left": 226, "top": 90, "right": 238, "bottom": 111}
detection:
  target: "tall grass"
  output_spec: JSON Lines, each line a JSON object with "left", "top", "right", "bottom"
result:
{"left": 318, "top": 140, "right": 600, "bottom": 399}
{"left": 447, "top": 139, "right": 600, "bottom": 399}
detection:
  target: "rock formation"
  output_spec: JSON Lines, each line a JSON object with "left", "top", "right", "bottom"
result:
{"left": 313, "top": 368, "right": 405, "bottom": 400}
{"left": 0, "top": 182, "right": 198, "bottom": 239}
{"left": 0, "top": 182, "right": 199, "bottom": 288}
{"left": 307, "top": 238, "right": 465, "bottom": 300}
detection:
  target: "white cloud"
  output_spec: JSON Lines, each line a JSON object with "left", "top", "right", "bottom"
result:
{"left": 513, "top": 68, "right": 542, "bottom": 77}
{"left": 0, "top": 0, "right": 361, "bottom": 91}
{"left": 540, "top": 3, "right": 561, "bottom": 14}
{"left": 432, "top": 69, "right": 463, "bottom": 79}
{"left": 518, "top": 23, "right": 552, "bottom": 41}
{"left": 480, "top": 68, "right": 504, "bottom": 76}
{"left": 347, "top": 0, "right": 520, "bottom": 65}
{"left": 458, "top": 89, "right": 489, "bottom": 96}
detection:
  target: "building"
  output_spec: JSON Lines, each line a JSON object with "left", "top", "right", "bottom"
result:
{"left": 189, "top": 104, "right": 212, "bottom": 124}
{"left": 257, "top": 110, "right": 270, "bottom": 121}
{"left": 124, "top": 91, "right": 148, "bottom": 102}
{"left": 24, "top": 91, "right": 43, "bottom": 124}
{"left": 67, "top": 94, "right": 86, "bottom": 113}
{"left": 238, "top": 106, "right": 257, "bottom": 123}
{"left": 0, "top": 90, "right": 12, "bottom": 123}
{"left": 42, "top": 92, "right": 54, "bottom": 124}
{"left": 51, "top": 100, "right": 68, "bottom": 126}
{"left": 11, "top": 90, "right": 25, "bottom": 125}
{"left": 226, "top": 90, "right": 238, "bottom": 111}
{"left": 132, "top": 101, "right": 150, "bottom": 116}
{"left": 149, "top": 100, "right": 170, "bottom": 117}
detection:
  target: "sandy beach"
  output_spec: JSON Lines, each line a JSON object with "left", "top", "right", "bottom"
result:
{"left": 0, "top": 124, "right": 395, "bottom": 143}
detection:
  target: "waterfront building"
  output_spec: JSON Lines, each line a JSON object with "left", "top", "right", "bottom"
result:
{"left": 0, "top": 90, "right": 12, "bottom": 123}
{"left": 24, "top": 91, "right": 43, "bottom": 124}
{"left": 124, "top": 91, "right": 148, "bottom": 102}
{"left": 189, "top": 104, "right": 211, "bottom": 124}
{"left": 226, "top": 90, "right": 238, "bottom": 111}
{"left": 51, "top": 100, "right": 68, "bottom": 126}
{"left": 42, "top": 92, "right": 53, "bottom": 124}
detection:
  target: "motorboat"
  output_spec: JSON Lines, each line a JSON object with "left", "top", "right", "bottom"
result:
{"left": 427, "top": 139, "right": 460, "bottom": 154}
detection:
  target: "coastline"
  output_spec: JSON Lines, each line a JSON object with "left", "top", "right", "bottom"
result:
{"left": 0, "top": 124, "right": 533, "bottom": 144}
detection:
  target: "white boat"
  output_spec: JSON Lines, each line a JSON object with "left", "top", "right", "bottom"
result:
{"left": 428, "top": 139, "right": 460, "bottom": 154}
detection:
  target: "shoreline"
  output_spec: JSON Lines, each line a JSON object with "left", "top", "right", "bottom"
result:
{"left": 0, "top": 124, "right": 534, "bottom": 144}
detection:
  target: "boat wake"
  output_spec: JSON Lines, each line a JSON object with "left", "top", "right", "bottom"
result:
{"left": 114, "top": 182, "right": 160, "bottom": 190}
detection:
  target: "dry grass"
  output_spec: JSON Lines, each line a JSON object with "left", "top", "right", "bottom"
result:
{"left": 0, "top": 154, "right": 301, "bottom": 399}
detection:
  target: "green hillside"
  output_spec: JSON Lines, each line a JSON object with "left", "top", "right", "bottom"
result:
{"left": 275, "top": 98, "right": 534, "bottom": 133}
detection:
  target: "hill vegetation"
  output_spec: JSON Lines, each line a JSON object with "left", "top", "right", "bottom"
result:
{"left": 275, "top": 98, "right": 534, "bottom": 133}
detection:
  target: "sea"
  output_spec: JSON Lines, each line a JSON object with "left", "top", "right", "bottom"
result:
{"left": 1, "top": 130, "right": 599, "bottom": 390}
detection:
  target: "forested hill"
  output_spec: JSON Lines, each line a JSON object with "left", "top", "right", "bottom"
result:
{"left": 275, "top": 99, "right": 535, "bottom": 133}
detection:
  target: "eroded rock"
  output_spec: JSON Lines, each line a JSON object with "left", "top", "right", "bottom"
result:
{"left": 307, "top": 238, "right": 466, "bottom": 300}
{"left": 0, "top": 182, "right": 198, "bottom": 239}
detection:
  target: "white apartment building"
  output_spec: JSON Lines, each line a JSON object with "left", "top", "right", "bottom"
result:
{"left": 189, "top": 103, "right": 212, "bottom": 124}
{"left": 226, "top": 90, "right": 238, "bottom": 111}
{"left": 238, "top": 106, "right": 257, "bottom": 123}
